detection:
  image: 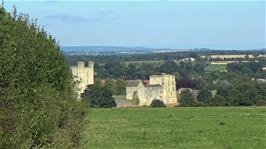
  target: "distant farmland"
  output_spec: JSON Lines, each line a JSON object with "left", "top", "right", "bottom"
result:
{"left": 122, "top": 60, "right": 164, "bottom": 68}
{"left": 80, "top": 107, "right": 266, "bottom": 149}
{"left": 205, "top": 63, "right": 227, "bottom": 72}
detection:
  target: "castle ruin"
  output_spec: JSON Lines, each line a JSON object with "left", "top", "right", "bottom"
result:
{"left": 71, "top": 61, "right": 94, "bottom": 95}
{"left": 126, "top": 73, "right": 177, "bottom": 106}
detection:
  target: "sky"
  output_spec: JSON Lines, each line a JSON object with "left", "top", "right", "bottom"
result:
{"left": 3, "top": 0, "right": 266, "bottom": 49}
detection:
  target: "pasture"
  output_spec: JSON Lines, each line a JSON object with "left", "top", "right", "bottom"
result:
{"left": 205, "top": 64, "right": 227, "bottom": 72}
{"left": 80, "top": 107, "right": 266, "bottom": 149}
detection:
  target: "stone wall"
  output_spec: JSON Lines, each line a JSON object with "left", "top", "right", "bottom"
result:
{"left": 140, "top": 85, "right": 163, "bottom": 106}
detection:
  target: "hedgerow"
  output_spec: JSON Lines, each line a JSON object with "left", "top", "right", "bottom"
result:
{"left": 0, "top": 7, "right": 87, "bottom": 148}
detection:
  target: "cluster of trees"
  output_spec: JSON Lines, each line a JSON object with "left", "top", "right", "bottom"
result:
{"left": 93, "top": 60, "right": 206, "bottom": 80}
{"left": 66, "top": 51, "right": 206, "bottom": 80}
{"left": 178, "top": 58, "right": 266, "bottom": 107}
{"left": 226, "top": 60, "right": 266, "bottom": 78}
{"left": 66, "top": 49, "right": 266, "bottom": 65}
{"left": 80, "top": 79, "right": 122, "bottom": 108}
{"left": 213, "top": 81, "right": 266, "bottom": 106}
{"left": 81, "top": 85, "right": 116, "bottom": 108}
{"left": 95, "top": 61, "right": 159, "bottom": 80}
{"left": 180, "top": 76, "right": 266, "bottom": 107}
{"left": 0, "top": 7, "right": 86, "bottom": 148}
{"left": 66, "top": 52, "right": 199, "bottom": 64}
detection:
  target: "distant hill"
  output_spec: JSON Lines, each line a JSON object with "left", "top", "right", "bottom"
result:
{"left": 62, "top": 46, "right": 151, "bottom": 52}
{"left": 61, "top": 46, "right": 266, "bottom": 56}
{"left": 61, "top": 46, "right": 191, "bottom": 55}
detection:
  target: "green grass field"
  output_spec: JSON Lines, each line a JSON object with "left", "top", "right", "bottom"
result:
{"left": 205, "top": 64, "right": 227, "bottom": 72}
{"left": 80, "top": 107, "right": 266, "bottom": 149}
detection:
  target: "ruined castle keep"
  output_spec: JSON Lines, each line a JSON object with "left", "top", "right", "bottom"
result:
{"left": 126, "top": 73, "right": 177, "bottom": 106}
{"left": 71, "top": 61, "right": 94, "bottom": 95}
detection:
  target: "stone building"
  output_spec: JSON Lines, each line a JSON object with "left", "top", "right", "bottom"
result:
{"left": 178, "top": 57, "right": 195, "bottom": 63}
{"left": 126, "top": 80, "right": 144, "bottom": 100}
{"left": 262, "top": 66, "right": 266, "bottom": 71}
{"left": 126, "top": 73, "right": 177, "bottom": 106}
{"left": 71, "top": 61, "right": 94, "bottom": 95}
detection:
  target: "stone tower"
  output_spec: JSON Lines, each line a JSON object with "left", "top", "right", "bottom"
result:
{"left": 71, "top": 61, "right": 94, "bottom": 95}
{"left": 149, "top": 73, "right": 177, "bottom": 105}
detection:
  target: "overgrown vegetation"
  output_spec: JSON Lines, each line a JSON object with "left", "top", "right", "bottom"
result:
{"left": 0, "top": 7, "right": 87, "bottom": 148}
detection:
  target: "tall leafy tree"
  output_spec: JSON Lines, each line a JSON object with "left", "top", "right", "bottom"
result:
{"left": 197, "top": 88, "right": 212, "bottom": 105}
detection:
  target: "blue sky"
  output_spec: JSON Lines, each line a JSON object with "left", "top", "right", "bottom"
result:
{"left": 4, "top": 0, "right": 266, "bottom": 49}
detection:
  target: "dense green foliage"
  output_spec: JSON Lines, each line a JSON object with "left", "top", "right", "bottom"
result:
{"left": 80, "top": 107, "right": 266, "bottom": 149}
{"left": 179, "top": 90, "right": 196, "bottom": 107}
{"left": 187, "top": 74, "right": 266, "bottom": 106}
{"left": 214, "top": 80, "right": 266, "bottom": 106}
{"left": 226, "top": 60, "right": 266, "bottom": 78}
{"left": 93, "top": 60, "right": 206, "bottom": 80}
{"left": 197, "top": 88, "right": 213, "bottom": 105}
{"left": 0, "top": 7, "right": 86, "bottom": 148}
{"left": 150, "top": 99, "right": 166, "bottom": 107}
{"left": 81, "top": 85, "right": 116, "bottom": 108}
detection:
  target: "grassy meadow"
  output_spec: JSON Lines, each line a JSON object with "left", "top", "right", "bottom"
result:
{"left": 80, "top": 107, "right": 266, "bottom": 149}
{"left": 205, "top": 64, "right": 227, "bottom": 72}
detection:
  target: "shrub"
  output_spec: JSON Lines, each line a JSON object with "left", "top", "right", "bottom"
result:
{"left": 81, "top": 85, "right": 117, "bottom": 108}
{"left": 0, "top": 7, "right": 87, "bottom": 148}
{"left": 151, "top": 99, "right": 166, "bottom": 108}
{"left": 179, "top": 90, "right": 196, "bottom": 107}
